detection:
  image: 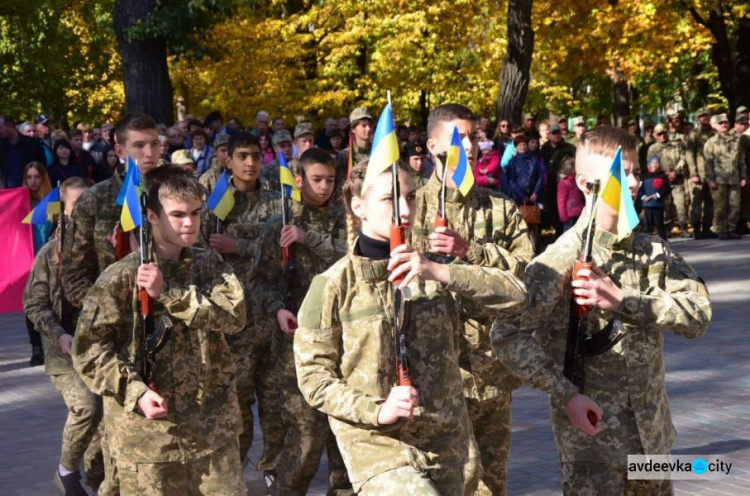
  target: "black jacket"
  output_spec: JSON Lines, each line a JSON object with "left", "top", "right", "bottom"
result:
{"left": 0, "top": 135, "right": 46, "bottom": 188}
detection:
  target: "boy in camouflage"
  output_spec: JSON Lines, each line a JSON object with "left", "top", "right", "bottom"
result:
{"left": 294, "top": 161, "right": 528, "bottom": 495}
{"left": 72, "top": 164, "right": 247, "bottom": 495}
{"left": 493, "top": 126, "right": 712, "bottom": 495}
{"left": 409, "top": 104, "right": 534, "bottom": 496}
{"left": 24, "top": 177, "right": 103, "bottom": 496}
{"left": 250, "top": 148, "right": 352, "bottom": 495}
{"left": 201, "top": 132, "right": 285, "bottom": 474}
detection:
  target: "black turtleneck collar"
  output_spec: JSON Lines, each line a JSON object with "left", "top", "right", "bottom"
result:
{"left": 357, "top": 232, "right": 390, "bottom": 260}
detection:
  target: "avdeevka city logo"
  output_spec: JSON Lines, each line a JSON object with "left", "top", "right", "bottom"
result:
{"left": 692, "top": 458, "right": 708, "bottom": 475}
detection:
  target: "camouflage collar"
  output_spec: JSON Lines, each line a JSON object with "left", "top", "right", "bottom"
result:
{"left": 291, "top": 199, "right": 328, "bottom": 222}
{"left": 350, "top": 237, "right": 390, "bottom": 281}
{"left": 594, "top": 228, "right": 634, "bottom": 251}
{"left": 425, "top": 170, "right": 468, "bottom": 204}
{"left": 153, "top": 247, "right": 194, "bottom": 279}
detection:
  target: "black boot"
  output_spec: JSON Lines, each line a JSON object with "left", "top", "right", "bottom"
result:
{"left": 29, "top": 345, "right": 44, "bottom": 367}
{"left": 680, "top": 224, "right": 693, "bottom": 238}
{"left": 54, "top": 469, "right": 88, "bottom": 496}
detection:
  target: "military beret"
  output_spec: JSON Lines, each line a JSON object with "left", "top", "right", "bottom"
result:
{"left": 294, "top": 122, "right": 314, "bottom": 139}
{"left": 272, "top": 129, "right": 293, "bottom": 146}
{"left": 405, "top": 142, "right": 428, "bottom": 157}
{"left": 349, "top": 107, "right": 373, "bottom": 125}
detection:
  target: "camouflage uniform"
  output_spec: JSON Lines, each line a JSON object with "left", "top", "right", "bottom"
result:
{"left": 410, "top": 168, "right": 430, "bottom": 190}
{"left": 647, "top": 139, "right": 689, "bottom": 228}
{"left": 689, "top": 125, "right": 716, "bottom": 234}
{"left": 24, "top": 239, "right": 104, "bottom": 490}
{"left": 199, "top": 164, "right": 224, "bottom": 199}
{"left": 201, "top": 179, "right": 285, "bottom": 468}
{"left": 261, "top": 162, "right": 282, "bottom": 193}
{"left": 409, "top": 172, "right": 534, "bottom": 496}
{"left": 72, "top": 247, "right": 247, "bottom": 495}
{"left": 295, "top": 241, "right": 528, "bottom": 495}
{"left": 704, "top": 132, "right": 743, "bottom": 234}
{"left": 333, "top": 142, "right": 370, "bottom": 203}
{"left": 492, "top": 219, "right": 712, "bottom": 496}
{"left": 250, "top": 200, "right": 350, "bottom": 495}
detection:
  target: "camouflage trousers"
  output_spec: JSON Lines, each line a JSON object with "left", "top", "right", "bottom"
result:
{"left": 99, "top": 429, "right": 119, "bottom": 496}
{"left": 118, "top": 439, "right": 245, "bottom": 496}
{"left": 561, "top": 462, "right": 673, "bottom": 496}
{"left": 227, "top": 318, "right": 286, "bottom": 468}
{"left": 356, "top": 464, "right": 464, "bottom": 496}
{"left": 50, "top": 372, "right": 104, "bottom": 490}
{"left": 711, "top": 184, "right": 741, "bottom": 233}
{"left": 667, "top": 178, "right": 689, "bottom": 226}
{"left": 463, "top": 392, "right": 512, "bottom": 496}
{"left": 690, "top": 182, "right": 714, "bottom": 232}
{"left": 272, "top": 334, "right": 352, "bottom": 496}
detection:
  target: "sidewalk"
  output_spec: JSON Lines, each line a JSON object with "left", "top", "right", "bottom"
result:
{"left": 1, "top": 237, "right": 748, "bottom": 495}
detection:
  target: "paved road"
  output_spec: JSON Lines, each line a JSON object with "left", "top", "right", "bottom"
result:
{"left": 1, "top": 237, "right": 748, "bottom": 495}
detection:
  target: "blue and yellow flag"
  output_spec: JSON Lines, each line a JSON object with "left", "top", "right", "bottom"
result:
{"left": 22, "top": 187, "right": 61, "bottom": 225}
{"left": 120, "top": 165, "right": 142, "bottom": 232}
{"left": 116, "top": 156, "right": 138, "bottom": 206}
{"left": 447, "top": 127, "right": 474, "bottom": 196}
{"left": 278, "top": 152, "right": 301, "bottom": 202}
{"left": 361, "top": 103, "right": 400, "bottom": 194}
{"left": 207, "top": 170, "right": 235, "bottom": 220}
{"left": 600, "top": 146, "right": 639, "bottom": 240}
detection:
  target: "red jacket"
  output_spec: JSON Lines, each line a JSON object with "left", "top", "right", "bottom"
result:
{"left": 474, "top": 150, "right": 501, "bottom": 190}
{"left": 557, "top": 174, "right": 584, "bottom": 222}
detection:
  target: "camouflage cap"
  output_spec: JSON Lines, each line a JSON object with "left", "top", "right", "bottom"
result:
{"left": 171, "top": 149, "right": 195, "bottom": 166}
{"left": 715, "top": 113, "right": 729, "bottom": 124}
{"left": 697, "top": 107, "right": 709, "bottom": 117}
{"left": 524, "top": 112, "right": 535, "bottom": 121}
{"left": 653, "top": 123, "right": 667, "bottom": 134}
{"left": 625, "top": 117, "right": 637, "bottom": 126}
{"left": 294, "top": 122, "right": 314, "bottom": 139}
{"left": 405, "top": 142, "right": 428, "bottom": 157}
{"left": 572, "top": 116, "right": 585, "bottom": 125}
{"left": 349, "top": 107, "right": 373, "bottom": 125}
{"left": 549, "top": 123, "right": 561, "bottom": 133}
{"left": 213, "top": 133, "right": 230, "bottom": 148}
{"left": 737, "top": 115, "right": 749, "bottom": 124}
{"left": 737, "top": 106, "right": 748, "bottom": 114}
{"left": 272, "top": 129, "right": 293, "bottom": 146}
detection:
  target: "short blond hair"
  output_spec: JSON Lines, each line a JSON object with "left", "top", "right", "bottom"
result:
{"left": 575, "top": 126, "right": 638, "bottom": 173}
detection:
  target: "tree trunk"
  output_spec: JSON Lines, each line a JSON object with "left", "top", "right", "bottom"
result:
{"left": 735, "top": 16, "right": 750, "bottom": 114}
{"left": 613, "top": 80, "right": 630, "bottom": 125}
{"left": 113, "top": 0, "right": 174, "bottom": 125}
{"left": 497, "top": 0, "right": 534, "bottom": 126}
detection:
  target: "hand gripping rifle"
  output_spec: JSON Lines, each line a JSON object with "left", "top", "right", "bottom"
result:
{"left": 390, "top": 164, "right": 412, "bottom": 387}
{"left": 563, "top": 180, "right": 624, "bottom": 423}
{"left": 59, "top": 192, "right": 77, "bottom": 335}
{"left": 434, "top": 152, "right": 449, "bottom": 229}
{"left": 280, "top": 182, "right": 298, "bottom": 328}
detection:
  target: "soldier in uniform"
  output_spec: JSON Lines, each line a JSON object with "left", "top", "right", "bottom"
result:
{"left": 567, "top": 116, "right": 586, "bottom": 148}
{"left": 202, "top": 132, "right": 285, "bottom": 481}
{"left": 690, "top": 108, "right": 716, "bottom": 239}
{"left": 405, "top": 142, "right": 430, "bottom": 189}
{"left": 293, "top": 122, "right": 316, "bottom": 159}
{"left": 199, "top": 133, "right": 231, "bottom": 198}
{"left": 409, "top": 104, "right": 534, "bottom": 496}
{"left": 251, "top": 148, "right": 352, "bottom": 495}
{"left": 263, "top": 130, "right": 293, "bottom": 192}
{"left": 647, "top": 123, "right": 691, "bottom": 237}
{"left": 493, "top": 126, "right": 712, "bottom": 496}
{"left": 334, "top": 107, "right": 373, "bottom": 202}
{"left": 62, "top": 112, "right": 161, "bottom": 495}
{"left": 24, "top": 177, "right": 103, "bottom": 496}
{"left": 295, "top": 161, "right": 528, "bottom": 495}
{"left": 72, "top": 165, "right": 247, "bottom": 495}
{"left": 704, "top": 113, "right": 746, "bottom": 239}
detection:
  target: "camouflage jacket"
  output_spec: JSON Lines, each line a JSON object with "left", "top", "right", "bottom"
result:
{"left": 493, "top": 218, "right": 711, "bottom": 464}
{"left": 24, "top": 239, "right": 73, "bottom": 375}
{"left": 62, "top": 170, "right": 124, "bottom": 307}
{"left": 72, "top": 247, "right": 246, "bottom": 464}
{"left": 260, "top": 162, "right": 282, "bottom": 193}
{"left": 670, "top": 130, "right": 700, "bottom": 180}
{"left": 294, "top": 243, "right": 527, "bottom": 483}
{"left": 647, "top": 140, "right": 687, "bottom": 178}
{"left": 409, "top": 171, "right": 534, "bottom": 400}
{"left": 410, "top": 168, "right": 430, "bottom": 190}
{"left": 333, "top": 142, "right": 371, "bottom": 204}
{"left": 704, "top": 132, "right": 743, "bottom": 185}
{"left": 199, "top": 164, "right": 224, "bottom": 199}
{"left": 250, "top": 200, "right": 347, "bottom": 318}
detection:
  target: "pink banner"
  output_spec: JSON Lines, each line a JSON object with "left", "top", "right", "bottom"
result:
{"left": 0, "top": 188, "right": 33, "bottom": 313}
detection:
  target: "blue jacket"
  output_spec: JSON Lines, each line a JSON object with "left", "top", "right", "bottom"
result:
{"left": 639, "top": 171, "right": 671, "bottom": 209}
{"left": 507, "top": 152, "right": 545, "bottom": 204}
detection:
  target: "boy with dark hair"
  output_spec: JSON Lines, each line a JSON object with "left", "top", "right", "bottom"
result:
{"left": 411, "top": 103, "right": 534, "bottom": 495}
{"left": 72, "top": 164, "right": 247, "bottom": 495}
{"left": 250, "top": 146, "right": 351, "bottom": 495}
{"left": 640, "top": 156, "right": 671, "bottom": 239}
{"left": 494, "top": 126, "right": 711, "bottom": 495}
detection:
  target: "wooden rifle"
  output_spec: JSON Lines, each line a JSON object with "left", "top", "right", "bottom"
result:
{"left": 434, "top": 152, "right": 449, "bottom": 229}
{"left": 137, "top": 190, "right": 159, "bottom": 392}
{"left": 390, "top": 163, "right": 412, "bottom": 386}
{"left": 58, "top": 190, "right": 77, "bottom": 335}
{"left": 280, "top": 175, "right": 298, "bottom": 329}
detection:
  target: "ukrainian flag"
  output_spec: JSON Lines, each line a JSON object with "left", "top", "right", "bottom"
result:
{"left": 120, "top": 165, "right": 142, "bottom": 232}
{"left": 207, "top": 170, "right": 235, "bottom": 220}
{"left": 447, "top": 126, "right": 474, "bottom": 196}
{"left": 600, "top": 146, "right": 639, "bottom": 240}
{"left": 116, "top": 156, "right": 138, "bottom": 206}
{"left": 278, "top": 152, "right": 301, "bottom": 202}
{"left": 361, "top": 103, "right": 400, "bottom": 194}
{"left": 22, "top": 187, "right": 61, "bottom": 225}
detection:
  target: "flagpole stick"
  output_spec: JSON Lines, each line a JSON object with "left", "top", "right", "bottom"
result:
{"left": 387, "top": 91, "right": 392, "bottom": 107}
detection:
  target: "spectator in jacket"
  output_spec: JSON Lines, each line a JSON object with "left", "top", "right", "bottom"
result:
{"left": 190, "top": 128, "right": 214, "bottom": 175}
{"left": 474, "top": 139, "right": 502, "bottom": 190}
{"left": 507, "top": 134, "right": 545, "bottom": 206}
{"left": 639, "top": 156, "right": 671, "bottom": 240}
{"left": 49, "top": 140, "right": 86, "bottom": 185}
{"left": 0, "top": 115, "right": 47, "bottom": 188}
{"left": 556, "top": 155, "right": 584, "bottom": 231}
{"left": 68, "top": 129, "right": 96, "bottom": 181}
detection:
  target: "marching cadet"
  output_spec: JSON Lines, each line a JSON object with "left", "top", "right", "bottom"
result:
{"left": 294, "top": 161, "right": 528, "bottom": 495}
{"left": 201, "top": 132, "right": 285, "bottom": 480}
{"left": 409, "top": 104, "right": 534, "bottom": 496}
{"left": 62, "top": 112, "right": 161, "bottom": 495}
{"left": 404, "top": 142, "right": 430, "bottom": 189}
{"left": 250, "top": 148, "right": 351, "bottom": 495}
{"left": 493, "top": 126, "right": 712, "bottom": 495}
{"left": 199, "top": 132, "right": 231, "bottom": 198}
{"left": 648, "top": 123, "right": 691, "bottom": 237}
{"left": 72, "top": 164, "right": 247, "bottom": 495}
{"left": 24, "top": 177, "right": 103, "bottom": 496}
{"left": 333, "top": 107, "right": 374, "bottom": 202}
{"left": 689, "top": 108, "right": 716, "bottom": 239}
{"left": 262, "top": 129, "right": 293, "bottom": 192}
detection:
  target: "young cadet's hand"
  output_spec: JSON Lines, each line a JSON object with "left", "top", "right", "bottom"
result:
{"left": 565, "top": 393, "right": 603, "bottom": 436}
{"left": 276, "top": 308, "right": 298, "bottom": 337}
{"left": 377, "top": 386, "right": 419, "bottom": 425}
{"left": 280, "top": 225, "right": 307, "bottom": 248}
{"left": 209, "top": 233, "right": 239, "bottom": 254}
{"left": 58, "top": 334, "right": 73, "bottom": 355}
{"left": 571, "top": 266, "right": 623, "bottom": 312}
{"left": 137, "top": 263, "right": 164, "bottom": 299}
{"left": 428, "top": 226, "right": 470, "bottom": 259}
{"left": 388, "top": 244, "right": 450, "bottom": 287}
{"left": 138, "top": 389, "right": 169, "bottom": 420}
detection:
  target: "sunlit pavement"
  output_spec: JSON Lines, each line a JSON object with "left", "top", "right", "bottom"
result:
{"left": 1, "top": 237, "right": 748, "bottom": 495}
